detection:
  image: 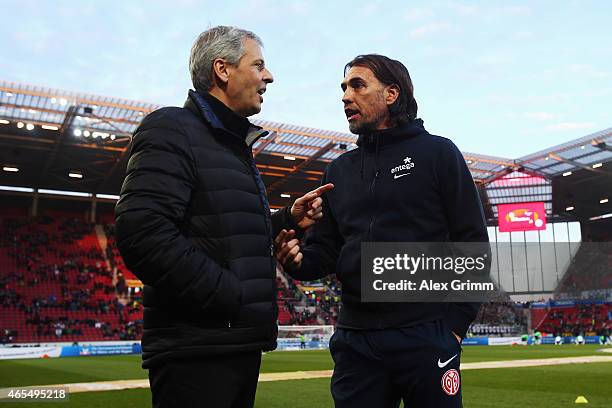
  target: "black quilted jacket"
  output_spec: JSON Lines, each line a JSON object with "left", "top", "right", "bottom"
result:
{"left": 115, "top": 90, "right": 295, "bottom": 368}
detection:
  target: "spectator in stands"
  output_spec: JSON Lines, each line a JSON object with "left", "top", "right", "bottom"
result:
{"left": 276, "top": 54, "right": 488, "bottom": 408}
{"left": 115, "top": 25, "right": 332, "bottom": 408}
{"left": 54, "top": 322, "right": 64, "bottom": 338}
{"left": 115, "top": 273, "right": 127, "bottom": 297}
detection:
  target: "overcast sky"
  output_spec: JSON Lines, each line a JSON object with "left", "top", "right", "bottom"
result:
{"left": 1, "top": 0, "right": 610, "bottom": 158}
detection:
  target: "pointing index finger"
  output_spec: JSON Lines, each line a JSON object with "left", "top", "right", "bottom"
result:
{"left": 310, "top": 183, "right": 334, "bottom": 198}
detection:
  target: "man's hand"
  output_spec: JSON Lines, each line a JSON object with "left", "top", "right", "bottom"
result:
{"left": 290, "top": 183, "right": 334, "bottom": 230}
{"left": 274, "top": 229, "right": 302, "bottom": 272}
{"left": 452, "top": 332, "right": 462, "bottom": 344}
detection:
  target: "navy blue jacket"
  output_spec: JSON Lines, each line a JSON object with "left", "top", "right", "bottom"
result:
{"left": 291, "top": 119, "right": 488, "bottom": 338}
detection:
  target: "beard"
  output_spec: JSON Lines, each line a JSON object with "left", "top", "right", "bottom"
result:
{"left": 347, "top": 92, "right": 390, "bottom": 134}
{"left": 348, "top": 120, "right": 368, "bottom": 134}
{"left": 348, "top": 109, "right": 389, "bottom": 134}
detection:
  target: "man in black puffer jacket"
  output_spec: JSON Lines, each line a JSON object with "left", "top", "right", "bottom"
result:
{"left": 276, "top": 55, "right": 488, "bottom": 407}
{"left": 115, "top": 26, "right": 331, "bottom": 408}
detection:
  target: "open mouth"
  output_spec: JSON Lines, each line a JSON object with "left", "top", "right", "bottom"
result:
{"left": 345, "top": 108, "right": 360, "bottom": 121}
{"left": 257, "top": 88, "right": 265, "bottom": 102}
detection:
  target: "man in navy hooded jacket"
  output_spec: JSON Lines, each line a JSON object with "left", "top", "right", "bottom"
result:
{"left": 276, "top": 54, "right": 488, "bottom": 407}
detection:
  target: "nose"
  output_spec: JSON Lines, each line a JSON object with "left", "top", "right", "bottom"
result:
{"left": 342, "top": 89, "right": 352, "bottom": 105}
{"left": 263, "top": 68, "right": 274, "bottom": 84}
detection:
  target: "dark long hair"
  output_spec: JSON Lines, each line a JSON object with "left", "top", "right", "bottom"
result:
{"left": 345, "top": 54, "right": 418, "bottom": 124}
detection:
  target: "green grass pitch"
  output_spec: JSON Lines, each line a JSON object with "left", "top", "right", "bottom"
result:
{"left": 0, "top": 345, "right": 610, "bottom": 407}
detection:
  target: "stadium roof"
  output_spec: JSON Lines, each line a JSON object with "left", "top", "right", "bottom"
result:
{"left": 0, "top": 80, "right": 161, "bottom": 138}
{"left": 0, "top": 81, "right": 610, "bottom": 221}
{"left": 516, "top": 127, "right": 612, "bottom": 178}
{"left": 484, "top": 172, "right": 552, "bottom": 220}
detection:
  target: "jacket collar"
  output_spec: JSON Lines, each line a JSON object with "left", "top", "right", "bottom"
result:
{"left": 185, "top": 90, "right": 269, "bottom": 148}
{"left": 356, "top": 119, "right": 427, "bottom": 151}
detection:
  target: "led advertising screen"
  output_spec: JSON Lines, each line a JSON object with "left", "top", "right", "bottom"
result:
{"left": 498, "top": 202, "right": 547, "bottom": 232}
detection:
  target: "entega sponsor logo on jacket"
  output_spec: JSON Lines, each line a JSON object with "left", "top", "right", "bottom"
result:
{"left": 391, "top": 156, "right": 415, "bottom": 179}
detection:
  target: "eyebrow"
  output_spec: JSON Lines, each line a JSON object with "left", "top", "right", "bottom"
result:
{"left": 341, "top": 76, "right": 365, "bottom": 90}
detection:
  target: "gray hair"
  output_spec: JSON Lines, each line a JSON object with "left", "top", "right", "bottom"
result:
{"left": 189, "top": 26, "right": 263, "bottom": 92}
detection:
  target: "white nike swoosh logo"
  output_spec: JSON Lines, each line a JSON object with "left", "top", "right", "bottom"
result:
{"left": 393, "top": 173, "right": 409, "bottom": 179}
{"left": 437, "top": 354, "right": 458, "bottom": 368}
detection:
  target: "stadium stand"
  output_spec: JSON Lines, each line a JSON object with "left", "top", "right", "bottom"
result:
{"left": 469, "top": 301, "right": 528, "bottom": 336}
{"left": 0, "top": 213, "right": 143, "bottom": 343}
{"left": 531, "top": 227, "right": 612, "bottom": 338}
{"left": 534, "top": 302, "right": 611, "bottom": 337}
{"left": 556, "top": 244, "right": 612, "bottom": 299}
{"left": 275, "top": 273, "right": 339, "bottom": 326}
{"left": 4, "top": 212, "right": 608, "bottom": 344}
{"left": 1, "top": 213, "right": 334, "bottom": 343}
{"left": 103, "top": 224, "right": 138, "bottom": 282}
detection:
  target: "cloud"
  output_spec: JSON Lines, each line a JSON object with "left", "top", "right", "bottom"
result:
{"left": 422, "top": 46, "right": 462, "bottom": 57}
{"left": 287, "top": 1, "right": 310, "bottom": 15}
{"left": 496, "top": 5, "right": 531, "bottom": 16}
{"left": 567, "top": 64, "right": 610, "bottom": 79}
{"left": 524, "top": 112, "right": 559, "bottom": 120}
{"left": 451, "top": 4, "right": 479, "bottom": 16}
{"left": 358, "top": 1, "right": 383, "bottom": 16}
{"left": 512, "top": 31, "right": 533, "bottom": 40}
{"left": 505, "top": 112, "right": 559, "bottom": 120}
{"left": 403, "top": 7, "right": 434, "bottom": 20}
{"left": 487, "top": 93, "right": 571, "bottom": 106}
{"left": 545, "top": 122, "right": 595, "bottom": 132}
{"left": 476, "top": 54, "right": 512, "bottom": 65}
{"left": 409, "top": 22, "right": 450, "bottom": 38}
{"left": 581, "top": 89, "right": 611, "bottom": 98}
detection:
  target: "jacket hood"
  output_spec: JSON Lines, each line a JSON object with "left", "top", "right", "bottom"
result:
{"left": 356, "top": 119, "right": 427, "bottom": 151}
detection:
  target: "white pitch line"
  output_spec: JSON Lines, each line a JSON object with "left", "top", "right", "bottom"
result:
{"left": 27, "top": 355, "right": 612, "bottom": 394}
{"left": 460, "top": 355, "right": 612, "bottom": 370}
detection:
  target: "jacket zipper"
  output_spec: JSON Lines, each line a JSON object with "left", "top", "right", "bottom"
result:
{"left": 243, "top": 146, "right": 278, "bottom": 327}
{"left": 366, "top": 136, "right": 383, "bottom": 328}
{"left": 367, "top": 170, "right": 380, "bottom": 240}
{"left": 225, "top": 142, "right": 274, "bottom": 330}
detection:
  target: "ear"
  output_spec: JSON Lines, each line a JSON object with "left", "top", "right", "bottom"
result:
{"left": 212, "top": 58, "right": 231, "bottom": 85}
{"left": 385, "top": 84, "right": 400, "bottom": 106}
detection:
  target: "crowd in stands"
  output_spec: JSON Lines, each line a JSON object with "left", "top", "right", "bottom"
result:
{"left": 3, "top": 214, "right": 347, "bottom": 344}
{"left": 276, "top": 277, "right": 320, "bottom": 325}
{"left": 473, "top": 301, "right": 526, "bottom": 326}
{"left": 537, "top": 302, "right": 611, "bottom": 337}
{"left": 0, "top": 215, "right": 143, "bottom": 343}
{"left": 276, "top": 274, "right": 340, "bottom": 326}
{"left": 556, "top": 239, "right": 612, "bottom": 300}
{"left": 103, "top": 224, "right": 137, "bottom": 282}
{"left": 2, "top": 212, "right": 610, "bottom": 345}
{"left": 468, "top": 301, "right": 527, "bottom": 336}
